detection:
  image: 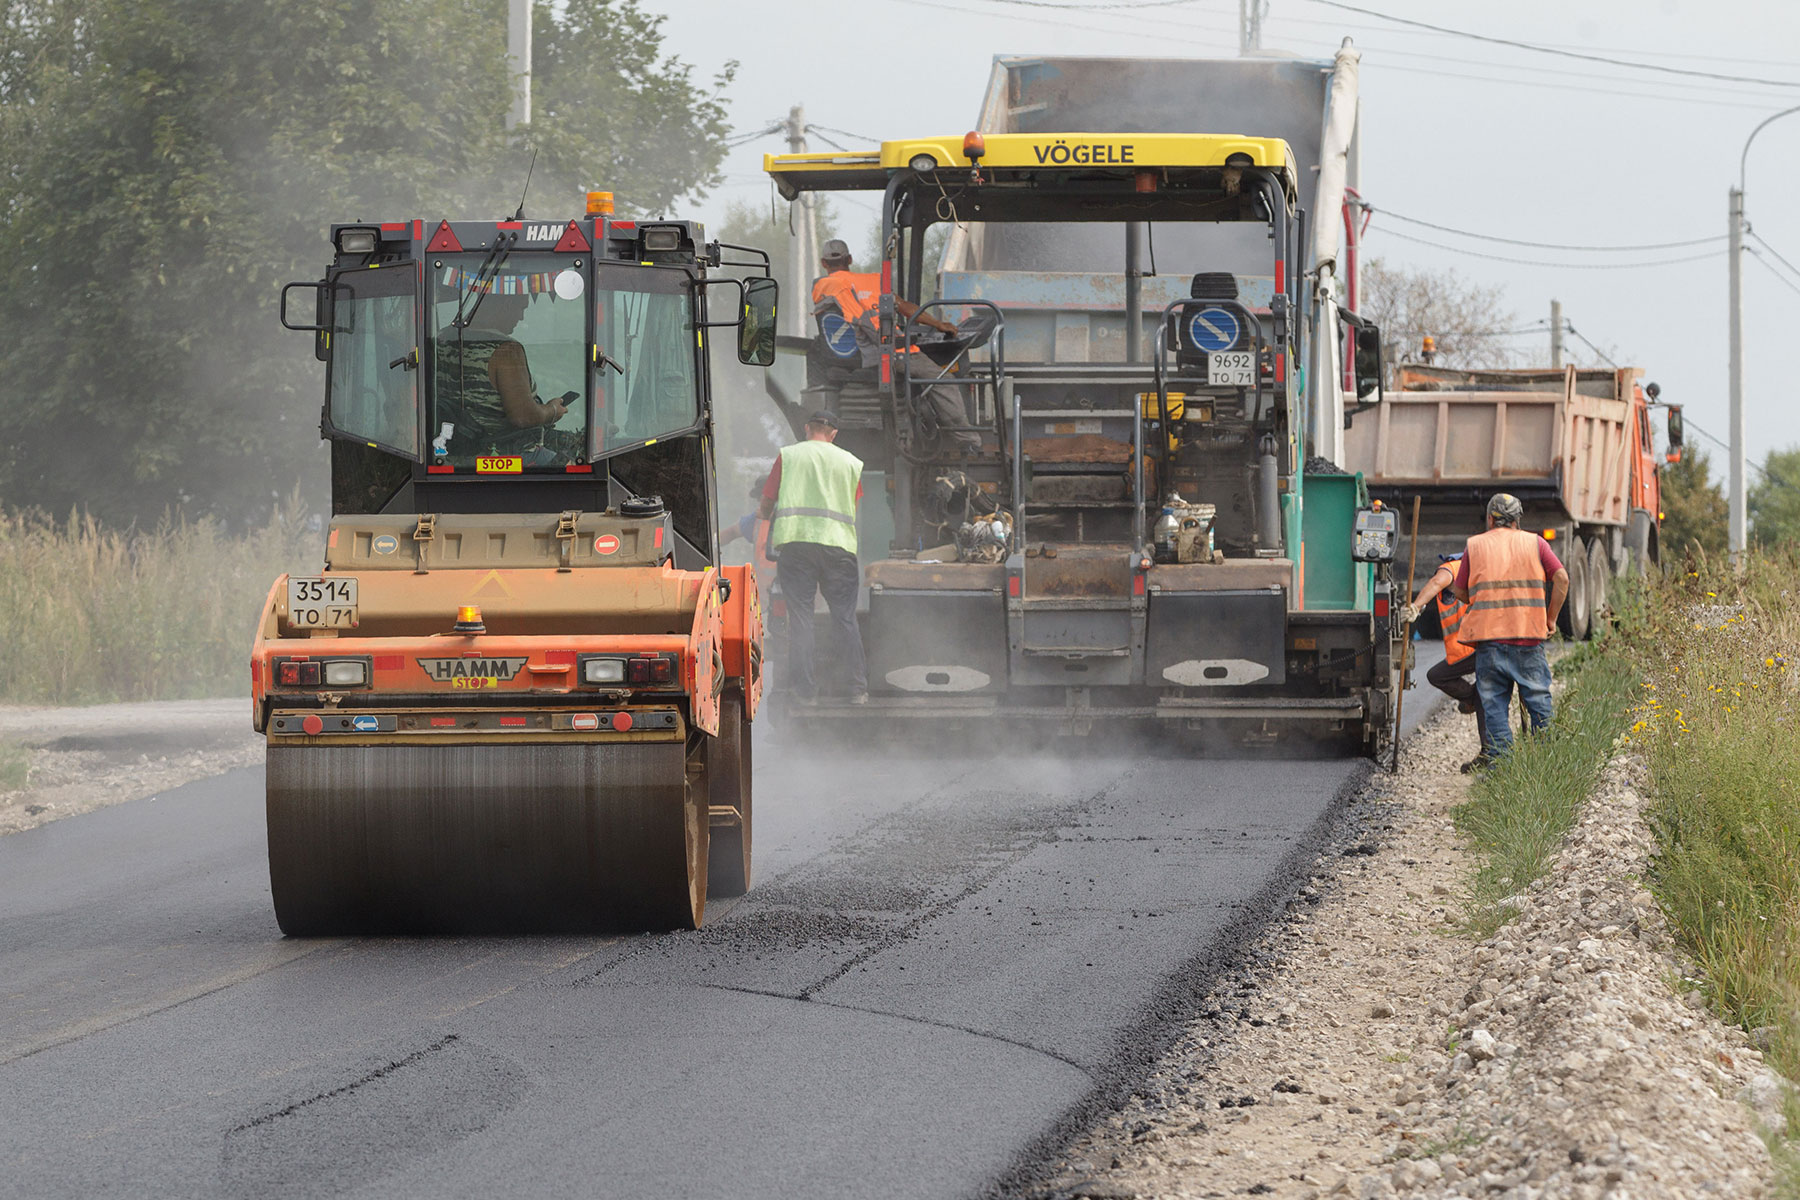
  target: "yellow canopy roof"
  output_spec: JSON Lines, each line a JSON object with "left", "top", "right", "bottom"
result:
{"left": 766, "top": 132, "right": 1297, "bottom": 201}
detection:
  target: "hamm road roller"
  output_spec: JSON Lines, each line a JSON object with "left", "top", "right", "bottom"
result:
{"left": 255, "top": 197, "right": 777, "bottom": 933}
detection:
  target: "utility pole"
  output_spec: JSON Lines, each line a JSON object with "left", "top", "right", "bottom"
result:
{"left": 1549, "top": 299, "right": 1563, "bottom": 369}
{"left": 1239, "top": 0, "right": 1264, "bottom": 53}
{"left": 505, "top": 0, "right": 531, "bottom": 131}
{"left": 781, "top": 105, "right": 818, "bottom": 339}
{"left": 1729, "top": 185, "right": 1746, "bottom": 561}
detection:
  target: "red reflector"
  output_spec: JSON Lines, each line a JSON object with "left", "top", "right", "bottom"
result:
{"left": 571, "top": 713, "right": 600, "bottom": 731}
{"left": 1275, "top": 354, "right": 1286, "bottom": 384}
{"left": 426, "top": 220, "right": 462, "bottom": 252}
{"left": 653, "top": 526, "right": 664, "bottom": 548}
{"left": 611, "top": 220, "right": 637, "bottom": 232}
{"left": 612, "top": 712, "right": 634, "bottom": 732}
{"left": 500, "top": 716, "right": 527, "bottom": 727}
{"left": 301, "top": 713, "right": 324, "bottom": 736}
{"left": 380, "top": 222, "right": 407, "bottom": 232}
{"left": 1007, "top": 575, "right": 1021, "bottom": 598}
{"left": 546, "top": 650, "right": 577, "bottom": 666}
{"left": 496, "top": 221, "right": 522, "bottom": 231}
{"left": 427, "top": 465, "right": 455, "bottom": 474}
{"left": 564, "top": 464, "right": 593, "bottom": 473}
{"left": 1133, "top": 574, "right": 1146, "bottom": 596}
{"left": 880, "top": 352, "right": 891, "bottom": 385}
{"left": 553, "top": 221, "right": 592, "bottom": 252}
{"left": 413, "top": 219, "right": 423, "bottom": 242}
{"left": 1274, "top": 259, "right": 1286, "bottom": 294}
{"left": 374, "top": 654, "right": 404, "bottom": 671}
{"left": 430, "top": 717, "right": 457, "bottom": 727}
{"left": 1375, "top": 596, "right": 1391, "bottom": 617}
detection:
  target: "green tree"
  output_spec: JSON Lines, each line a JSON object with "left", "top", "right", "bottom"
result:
{"left": 1659, "top": 446, "right": 1728, "bottom": 564}
{"left": 1749, "top": 446, "right": 1800, "bottom": 549}
{"left": 0, "top": 0, "right": 732, "bottom": 524}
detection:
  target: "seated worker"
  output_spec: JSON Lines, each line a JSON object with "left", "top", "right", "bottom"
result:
{"left": 1403, "top": 553, "right": 1488, "bottom": 770}
{"left": 437, "top": 292, "right": 568, "bottom": 452}
{"left": 812, "top": 239, "right": 980, "bottom": 454}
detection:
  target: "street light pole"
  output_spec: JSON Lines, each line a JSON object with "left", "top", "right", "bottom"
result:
{"left": 1730, "top": 103, "right": 1800, "bottom": 562}
{"left": 1729, "top": 187, "right": 1745, "bottom": 560}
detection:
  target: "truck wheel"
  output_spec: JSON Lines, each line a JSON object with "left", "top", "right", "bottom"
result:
{"left": 1561, "top": 545, "right": 1591, "bottom": 641}
{"left": 706, "top": 693, "right": 753, "bottom": 898}
{"left": 1587, "top": 540, "right": 1614, "bottom": 633}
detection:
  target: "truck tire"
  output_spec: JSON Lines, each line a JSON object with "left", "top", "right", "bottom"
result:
{"left": 1561, "top": 545, "right": 1591, "bottom": 641}
{"left": 1587, "top": 539, "right": 1614, "bottom": 633}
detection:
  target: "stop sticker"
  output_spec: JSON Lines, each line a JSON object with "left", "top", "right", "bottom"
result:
{"left": 594, "top": 534, "right": 620, "bottom": 555}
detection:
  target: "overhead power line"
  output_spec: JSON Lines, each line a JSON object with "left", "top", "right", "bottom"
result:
{"left": 1374, "top": 227, "right": 1726, "bottom": 271}
{"left": 1305, "top": 0, "right": 1800, "bottom": 89}
{"left": 1747, "top": 248, "right": 1800, "bottom": 302}
{"left": 1370, "top": 208, "right": 1726, "bottom": 254}
{"left": 1747, "top": 230, "right": 1800, "bottom": 284}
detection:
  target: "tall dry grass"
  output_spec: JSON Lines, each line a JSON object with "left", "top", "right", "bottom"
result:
{"left": 0, "top": 503, "right": 317, "bottom": 705}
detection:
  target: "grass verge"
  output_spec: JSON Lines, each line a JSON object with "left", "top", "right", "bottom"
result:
{"left": 1452, "top": 637, "right": 1640, "bottom": 937}
{"left": 0, "top": 504, "right": 315, "bottom": 705}
{"left": 1623, "top": 549, "right": 1800, "bottom": 1191}
{"left": 0, "top": 742, "right": 28, "bottom": 791}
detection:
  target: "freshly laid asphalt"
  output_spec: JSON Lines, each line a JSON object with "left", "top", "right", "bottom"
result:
{"left": 0, "top": 654, "right": 1445, "bottom": 1200}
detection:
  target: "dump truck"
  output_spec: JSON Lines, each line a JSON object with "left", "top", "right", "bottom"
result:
{"left": 763, "top": 48, "right": 1405, "bottom": 753}
{"left": 255, "top": 200, "right": 778, "bottom": 933}
{"left": 1343, "top": 364, "right": 1683, "bottom": 640}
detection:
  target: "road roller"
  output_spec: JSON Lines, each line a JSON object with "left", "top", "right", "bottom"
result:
{"left": 254, "top": 197, "right": 777, "bottom": 933}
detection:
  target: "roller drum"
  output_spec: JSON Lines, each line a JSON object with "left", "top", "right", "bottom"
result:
{"left": 266, "top": 742, "right": 707, "bottom": 935}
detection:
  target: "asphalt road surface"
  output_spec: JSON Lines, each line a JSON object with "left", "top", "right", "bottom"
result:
{"left": 0, "top": 655, "right": 1445, "bottom": 1200}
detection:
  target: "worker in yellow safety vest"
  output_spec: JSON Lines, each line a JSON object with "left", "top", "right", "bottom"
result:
{"left": 758, "top": 410, "right": 869, "bottom": 704}
{"left": 1404, "top": 553, "right": 1488, "bottom": 770}
{"left": 1451, "top": 493, "right": 1571, "bottom": 768}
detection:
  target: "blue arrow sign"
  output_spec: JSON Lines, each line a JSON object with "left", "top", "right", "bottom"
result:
{"left": 1187, "top": 306, "right": 1240, "bottom": 354}
{"left": 351, "top": 715, "right": 380, "bottom": 732}
{"left": 819, "top": 313, "right": 858, "bottom": 359}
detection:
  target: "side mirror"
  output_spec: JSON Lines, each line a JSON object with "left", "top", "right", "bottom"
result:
{"left": 739, "top": 277, "right": 778, "bottom": 367}
{"left": 280, "top": 280, "right": 330, "bottom": 332}
{"left": 1665, "top": 404, "right": 1684, "bottom": 449}
{"left": 1354, "top": 324, "right": 1384, "bottom": 401}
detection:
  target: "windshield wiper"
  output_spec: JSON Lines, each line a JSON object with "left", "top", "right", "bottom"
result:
{"left": 452, "top": 236, "right": 515, "bottom": 330}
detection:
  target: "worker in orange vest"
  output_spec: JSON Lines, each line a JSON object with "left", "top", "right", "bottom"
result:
{"left": 811, "top": 240, "right": 981, "bottom": 453}
{"left": 1451, "top": 493, "right": 1571, "bottom": 768}
{"left": 1404, "top": 552, "right": 1487, "bottom": 765}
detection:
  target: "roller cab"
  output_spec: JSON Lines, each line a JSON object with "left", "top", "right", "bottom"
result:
{"left": 261, "top": 204, "right": 778, "bottom": 933}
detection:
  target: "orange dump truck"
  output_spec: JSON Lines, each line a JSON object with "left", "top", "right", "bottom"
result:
{"left": 1344, "top": 364, "right": 1681, "bottom": 639}
{"left": 256, "top": 207, "right": 779, "bottom": 932}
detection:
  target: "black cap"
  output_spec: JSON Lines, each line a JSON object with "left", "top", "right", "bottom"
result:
{"left": 821, "top": 238, "right": 851, "bottom": 262}
{"left": 806, "top": 409, "right": 839, "bottom": 429}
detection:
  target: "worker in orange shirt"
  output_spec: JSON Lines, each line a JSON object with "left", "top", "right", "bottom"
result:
{"left": 1404, "top": 552, "right": 1487, "bottom": 771}
{"left": 1451, "top": 493, "right": 1571, "bottom": 768}
{"left": 811, "top": 240, "right": 980, "bottom": 454}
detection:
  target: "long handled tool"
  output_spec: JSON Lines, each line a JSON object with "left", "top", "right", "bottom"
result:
{"left": 1389, "top": 495, "right": 1422, "bottom": 772}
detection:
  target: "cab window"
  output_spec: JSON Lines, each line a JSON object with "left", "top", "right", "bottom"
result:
{"left": 429, "top": 254, "right": 589, "bottom": 468}
{"left": 326, "top": 264, "right": 420, "bottom": 458}
{"left": 596, "top": 269, "right": 699, "bottom": 456}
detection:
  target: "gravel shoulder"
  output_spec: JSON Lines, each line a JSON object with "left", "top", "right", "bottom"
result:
{"left": 1031, "top": 704, "right": 1778, "bottom": 1200}
{"left": 0, "top": 698, "right": 261, "bottom": 836}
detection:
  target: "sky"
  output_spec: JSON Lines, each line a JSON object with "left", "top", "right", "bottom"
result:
{"left": 646, "top": 0, "right": 1800, "bottom": 472}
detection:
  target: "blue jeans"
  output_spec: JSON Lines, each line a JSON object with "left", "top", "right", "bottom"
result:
{"left": 1474, "top": 642, "right": 1553, "bottom": 757}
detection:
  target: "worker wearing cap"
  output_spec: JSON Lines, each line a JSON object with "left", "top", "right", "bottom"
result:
{"left": 760, "top": 411, "right": 869, "bottom": 704}
{"left": 1452, "top": 493, "right": 1570, "bottom": 766}
{"left": 1404, "top": 553, "right": 1487, "bottom": 769}
{"left": 811, "top": 241, "right": 981, "bottom": 454}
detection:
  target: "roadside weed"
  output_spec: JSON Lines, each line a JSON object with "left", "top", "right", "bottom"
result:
{"left": 0, "top": 742, "right": 28, "bottom": 791}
